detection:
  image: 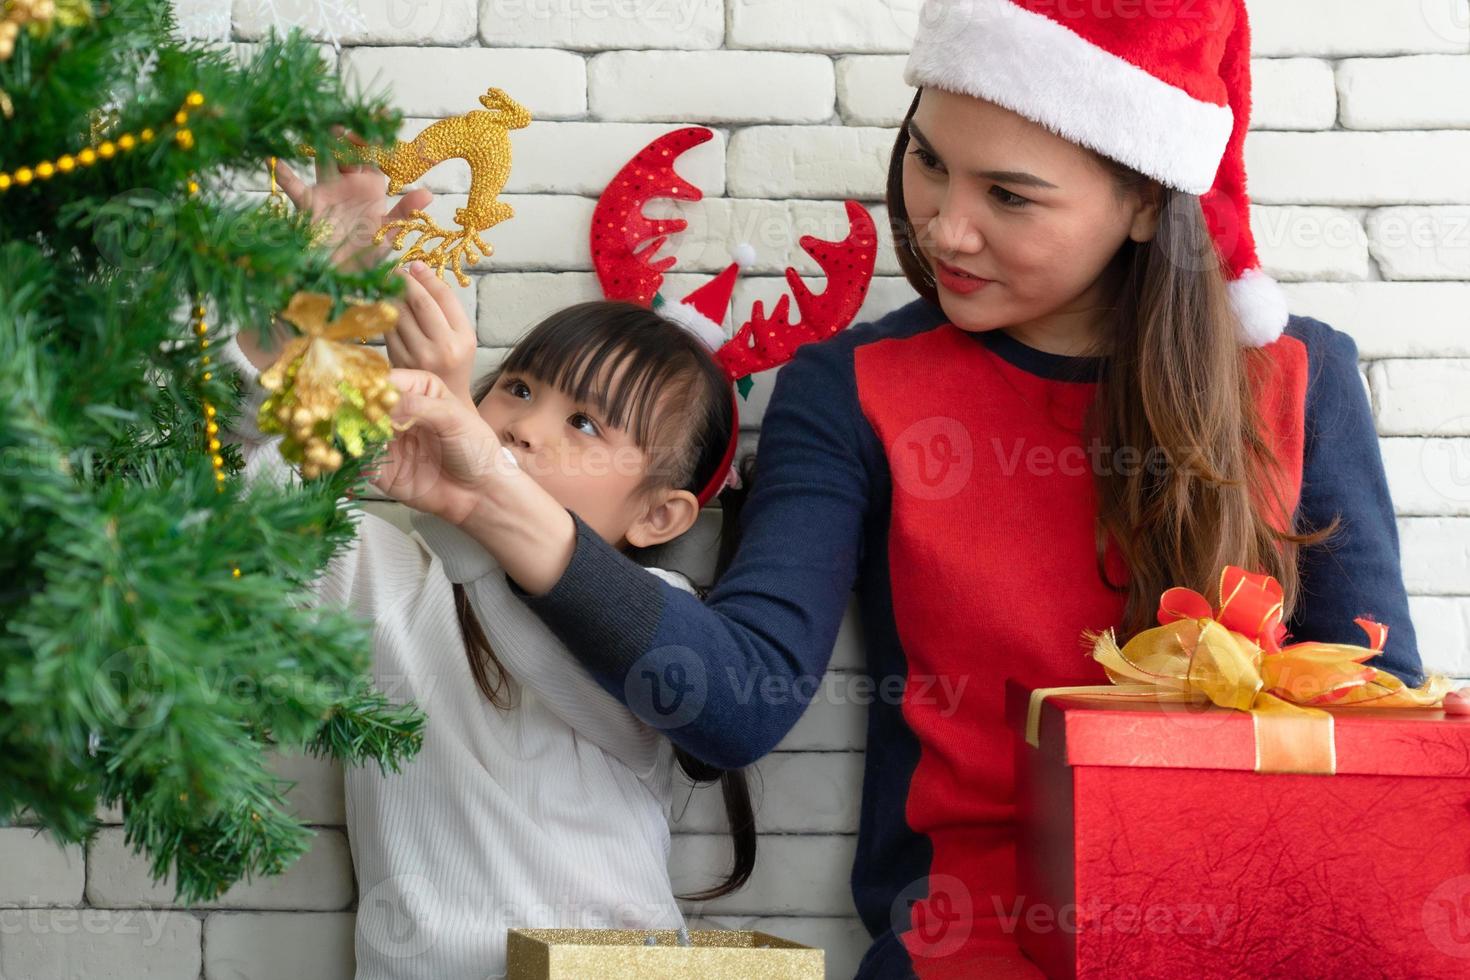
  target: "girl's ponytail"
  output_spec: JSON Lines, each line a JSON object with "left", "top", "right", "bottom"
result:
{"left": 670, "top": 745, "right": 757, "bottom": 902}
{"left": 670, "top": 452, "right": 761, "bottom": 903}
{"left": 454, "top": 582, "right": 515, "bottom": 710}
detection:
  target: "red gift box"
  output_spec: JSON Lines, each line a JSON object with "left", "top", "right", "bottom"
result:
{"left": 1004, "top": 677, "right": 1470, "bottom": 979}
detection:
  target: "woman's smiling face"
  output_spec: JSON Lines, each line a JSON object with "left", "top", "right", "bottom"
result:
{"left": 900, "top": 87, "right": 1160, "bottom": 352}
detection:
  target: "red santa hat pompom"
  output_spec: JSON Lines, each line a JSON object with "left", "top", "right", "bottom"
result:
{"left": 903, "top": 0, "right": 1286, "bottom": 347}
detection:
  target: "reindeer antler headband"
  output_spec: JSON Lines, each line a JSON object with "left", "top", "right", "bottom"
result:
{"left": 591, "top": 127, "right": 878, "bottom": 508}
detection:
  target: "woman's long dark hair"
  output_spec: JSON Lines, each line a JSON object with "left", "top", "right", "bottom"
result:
{"left": 454, "top": 300, "right": 756, "bottom": 901}
{"left": 886, "top": 89, "right": 1339, "bottom": 640}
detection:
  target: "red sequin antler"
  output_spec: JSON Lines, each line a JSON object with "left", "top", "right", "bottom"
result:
{"left": 713, "top": 200, "right": 878, "bottom": 382}
{"left": 590, "top": 127, "right": 712, "bottom": 306}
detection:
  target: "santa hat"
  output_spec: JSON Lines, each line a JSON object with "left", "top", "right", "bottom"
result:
{"left": 652, "top": 243, "right": 757, "bottom": 352}
{"left": 903, "top": 0, "right": 1287, "bottom": 347}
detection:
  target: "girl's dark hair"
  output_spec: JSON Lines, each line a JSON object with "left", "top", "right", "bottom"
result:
{"left": 887, "top": 89, "right": 1340, "bottom": 640}
{"left": 452, "top": 299, "right": 756, "bottom": 901}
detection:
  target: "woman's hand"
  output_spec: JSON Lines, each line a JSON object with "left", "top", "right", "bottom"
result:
{"left": 385, "top": 261, "right": 479, "bottom": 409}
{"left": 369, "top": 369, "right": 512, "bottom": 525}
{"left": 274, "top": 132, "right": 433, "bottom": 273}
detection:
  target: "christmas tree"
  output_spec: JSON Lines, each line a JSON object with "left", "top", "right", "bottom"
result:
{"left": 0, "top": 0, "right": 425, "bottom": 902}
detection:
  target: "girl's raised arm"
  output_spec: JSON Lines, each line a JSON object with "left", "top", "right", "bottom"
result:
{"left": 216, "top": 332, "right": 433, "bottom": 617}
{"left": 455, "top": 326, "right": 880, "bottom": 771}
{"left": 226, "top": 331, "right": 685, "bottom": 774}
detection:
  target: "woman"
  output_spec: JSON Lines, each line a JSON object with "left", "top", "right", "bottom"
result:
{"left": 376, "top": 1, "right": 1427, "bottom": 975}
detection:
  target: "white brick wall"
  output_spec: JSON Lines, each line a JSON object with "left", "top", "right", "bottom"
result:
{"left": 14, "top": 2, "right": 1462, "bottom": 978}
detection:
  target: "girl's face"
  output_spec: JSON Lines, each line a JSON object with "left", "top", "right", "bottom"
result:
{"left": 478, "top": 366, "right": 698, "bottom": 550}
{"left": 901, "top": 87, "right": 1160, "bottom": 354}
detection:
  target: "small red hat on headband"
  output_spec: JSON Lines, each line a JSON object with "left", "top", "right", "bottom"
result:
{"left": 591, "top": 127, "right": 878, "bottom": 508}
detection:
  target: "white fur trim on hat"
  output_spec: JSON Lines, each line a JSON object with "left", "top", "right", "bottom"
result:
{"left": 1228, "top": 267, "right": 1289, "bottom": 347}
{"left": 903, "top": 0, "right": 1235, "bottom": 194}
{"left": 657, "top": 299, "right": 727, "bottom": 352}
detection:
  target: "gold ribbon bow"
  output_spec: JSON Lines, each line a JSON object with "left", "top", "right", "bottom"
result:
{"left": 1027, "top": 565, "right": 1455, "bottom": 773}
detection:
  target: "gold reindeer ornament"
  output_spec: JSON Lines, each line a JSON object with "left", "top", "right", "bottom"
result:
{"left": 308, "top": 86, "right": 530, "bottom": 285}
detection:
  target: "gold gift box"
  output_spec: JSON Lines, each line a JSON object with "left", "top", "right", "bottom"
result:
{"left": 505, "top": 927, "right": 824, "bottom": 979}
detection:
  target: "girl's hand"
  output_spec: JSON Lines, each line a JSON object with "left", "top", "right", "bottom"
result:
{"left": 385, "top": 261, "right": 478, "bottom": 409}
{"left": 374, "top": 370, "right": 577, "bottom": 597}
{"left": 369, "top": 369, "right": 515, "bottom": 525}
{"left": 275, "top": 131, "right": 433, "bottom": 273}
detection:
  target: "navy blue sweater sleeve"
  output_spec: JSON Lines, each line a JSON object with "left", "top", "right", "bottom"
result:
{"left": 1285, "top": 317, "right": 1425, "bottom": 687}
{"left": 506, "top": 334, "right": 873, "bottom": 769}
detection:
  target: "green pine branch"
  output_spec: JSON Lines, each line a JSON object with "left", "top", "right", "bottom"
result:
{"left": 0, "top": 0, "right": 428, "bottom": 904}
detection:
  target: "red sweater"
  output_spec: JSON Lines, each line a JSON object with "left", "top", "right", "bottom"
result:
{"left": 855, "top": 315, "right": 1308, "bottom": 973}
{"left": 513, "top": 298, "right": 1424, "bottom": 978}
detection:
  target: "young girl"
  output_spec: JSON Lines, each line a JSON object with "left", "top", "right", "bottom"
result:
{"left": 219, "top": 273, "right": 755, "bottom": 979}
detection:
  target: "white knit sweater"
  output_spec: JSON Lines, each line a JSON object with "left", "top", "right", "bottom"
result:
{"left": 217, "top": 335, "right": 690, "bottom": 979}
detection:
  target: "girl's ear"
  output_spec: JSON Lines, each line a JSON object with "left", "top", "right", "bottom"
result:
{"left": 625, "top": 489, "right": 700, "bottom": 549}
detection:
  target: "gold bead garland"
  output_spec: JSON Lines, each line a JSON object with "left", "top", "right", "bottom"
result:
{"left": 0, "top": 90, "right": 225, "bottom": 494}
{"left": 194, "top": 298, "right": 228, "bottom": 493}
{"left": 178, "top": 161, "right": 232, "bottom": 496}
{"left": 191, "top": 168, "right": 237, "bottom": 577}
{"left": 0, "top": 90, "right": 202, "bottom": 193}
{"left": 1, "top": 86, "right": 394, "bottom": 563}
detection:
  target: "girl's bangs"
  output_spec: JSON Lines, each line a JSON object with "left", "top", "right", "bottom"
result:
{"left": 498, "top": 306, "right": 695, "bottom": 450}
